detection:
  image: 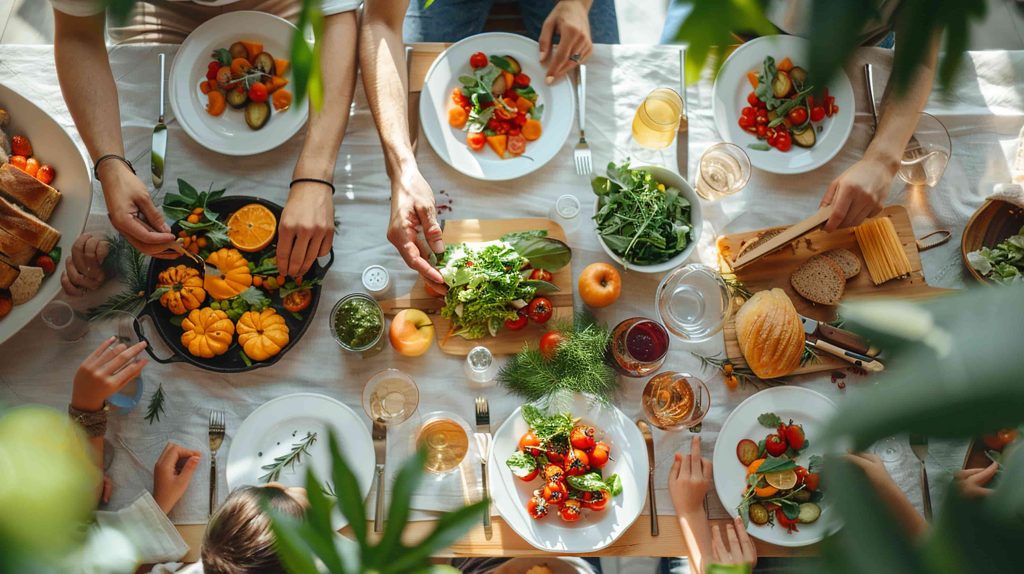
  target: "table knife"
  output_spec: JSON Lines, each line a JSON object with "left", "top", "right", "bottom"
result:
{"left": 805, "top": 334, "right": 884, "bottom": 372}
{"left": 636, "top": 420, "right": 658, "bottom": 536}
{"left": 372, "top": 419, "right": 387, "bottom": 533}
{"left": 406, "top": 45, "right": 420, "bottom": 154}
{"left": 151, "top": 53, "right": 168, "bottom": 189}
{"left": 798, "top": 315, "right": 878, "bottom": 357}
{"left": 677, "top": 48, "right": 689, "bottom": 182}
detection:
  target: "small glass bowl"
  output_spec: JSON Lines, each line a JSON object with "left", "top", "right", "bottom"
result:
{"left": 656, "top": 263, "right": 732, "bottom": 342}
{"left": 330, "top": 293, "right": 386, "bottom": 356}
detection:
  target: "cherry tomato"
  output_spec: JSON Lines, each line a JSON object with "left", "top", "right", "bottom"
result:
{"left": 775, "top": 507, "right": 800, "bottom": 533}
{"left": 785, "top": 422, "right": 806, "bottom": 450}
{"left": 741, "top": 106, "right": 755, "bottom": 118}
{"left": 206, "top": 68, "right": 218, "bottom": 82}
{"left": 507, "top": 134, "right": 527, "bottom": 156}
{"left": 747, "top": 91, "right": 760, "bottom": 106}
{"left": 527, "top": 493, "right": 549, "bottom": 519}
{"left": 832, "top": 104, "right": 840, "bottom": 115}
{"left": 505, "top": 311, "right": 528, "bottom": 331}
{"left": 248, "top": 82, "right": 269, "bottom": 103}
{"left": 469, "top": 52, "right": 488, "bottom": 69}
{"left": 570, "top": 425, "right": 596, "bottom": 450}
{"left": 526, "top": 297, "right": 553, "bottom": 324}
{"left": 34, "top": 254, "right": 56, "bottom": 275}
{"left": 794, "top": 466, "right": 810, "bottom": 486}
{"left": 513, "top": 113, "right": 529, "bottom": 126}
{"left": 583, "top": 489, "right": 610, "bottom": 511}
{"left": 756, "top": 114, "right": 768, "bottom": 125}
{"left": 545, "top": 446, "right": 567, "bottom": 466}
{"left": 559, "top": 499, "right": 583, "bottom": 522}
{"left": 516, "top": 467, "right": 539, "bottom": 482}
{"left": 804, "top": 472, "right": 820, "bottom": 492}
{"left": 519, "top": 431, "right": 542, "bottom": 455}
{"left": 509, "top": 128, "right": 522, "bottom": 137}
{"left": 774, "top": 131, "right": 792, "bottom": 152}
{"left": 543, "top": 464, "right": 565, "bottom": 483}
{"left": 539, "top": 330, "right": 566, "bottom": 361}
{"left": 810, "top": 105, "right": 826, "bottom": 122}
{"left": 283, "top": 289, "right": 312, "bottom": 313}
{"left": 565, "top": 449, "right": 590, "bottom": 476}
{"left": 529, "top": 268, "right": 552, "bottom": 282}
{"left": 787, "top": 106, "right": 808, "bottom": 126}
{"left": 208, "top": 61, "right": 221, "bottom": 72}
{"left": 495, "top": 105, "right": 516, "bottom": 120}
{"left": 215, "top": 66, "right": 234, "bottom": 88}
{"left": 23, "top": 158, "right": 39, "bottom": 177}
{"left": 983, "top": 429, "right": 1020, "bottom": 451}
{"left": 765, "top": 433, "right": 788, "bottom": 456}
{"left": 738, "top": 115, "right": 755, "bottom": 129}
{"left": 514, "top": 73, "right": 531, "bottom": 87}
{"left": 589, "top": 442, "right": 610, "bottom": 469}
{"left": 36, "top": 164, "right": 56, "bottom": 185}
{"left": 756, "top": 125, "right": 767, "bottom": 138}
{"left": 543, "top": 480, "right": 568, "bottom": 505}
{"left": 467, "top": 131, "right": 486, "bottom": 151}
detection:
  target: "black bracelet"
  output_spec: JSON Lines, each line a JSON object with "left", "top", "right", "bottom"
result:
{"left": 290, "top": 177, "right": 336, "bottom": 195}
{"left": 93, "top": 154, "right": 136, "bottom": 182}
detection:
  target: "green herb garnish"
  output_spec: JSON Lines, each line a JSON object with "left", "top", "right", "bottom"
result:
{"left": 259, "top": 432, "right": 317, "bottom": 483}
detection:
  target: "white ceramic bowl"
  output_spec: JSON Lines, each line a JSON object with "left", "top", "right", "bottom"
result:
{"left": 0, "top": 82, "right": 92, "bottom": 346}
{"left": 593, "top": 165, "right": 703, "bottom": 274}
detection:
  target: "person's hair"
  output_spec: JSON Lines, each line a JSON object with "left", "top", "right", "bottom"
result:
{"left": 201, "top": 485, "right": 305, "bottom": 574}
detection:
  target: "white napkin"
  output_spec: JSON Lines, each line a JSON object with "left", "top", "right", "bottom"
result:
{"left": 988, "top": 183, "right": 1024, "bottom": 209}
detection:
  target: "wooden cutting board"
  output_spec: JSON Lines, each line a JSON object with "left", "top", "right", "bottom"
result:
{"left": 378, "top": 218, "right": 573, "bottom": 356}
{"left": 717, "top": 205, "right": 954, "bottom": 376}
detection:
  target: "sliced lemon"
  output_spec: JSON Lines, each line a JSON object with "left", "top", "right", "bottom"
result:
{"left": 764, "top": 469, "right": 798, "bottom": 490}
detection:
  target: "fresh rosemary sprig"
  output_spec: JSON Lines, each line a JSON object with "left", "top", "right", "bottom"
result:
{"left": 88, "top": 235, "right": 148, "bottom": 321}
{"left": 144, "top": 383, "right": 166, "bottom": 424}
{"left": 260, "top": 432, "right": 318, "bottom": 483}
{"left": 722, "top": 273, "right": 752, "bottom": 301}
{"left": 801, "top": 346, "right": 820, "bottom": 366}
{"left": 690, "top": 352, "right": 786, "bottom": 389}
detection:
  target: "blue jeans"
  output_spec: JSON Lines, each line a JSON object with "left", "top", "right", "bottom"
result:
{"left": 403, "top": 0, "right": 620, "bottom": 44}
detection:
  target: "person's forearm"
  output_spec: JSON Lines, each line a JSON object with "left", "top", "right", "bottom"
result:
{"left": 678, "top": 513, "right": 713, "bottom": 573}
{"left": 864, "top": 30, "right": 940, "bottom": 171}
{"left": 359, "top": 3, "right": 417, "bottom": 180}
{"left": 875, "top": 481, "right": 929, "bottom": 538}
{"left": 293, "top": 12, "right": 358, "bottom": 181}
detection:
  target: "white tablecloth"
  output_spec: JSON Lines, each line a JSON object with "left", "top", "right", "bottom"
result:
{"left": 1, "top": 44, "right": 1021, "bottom": 532}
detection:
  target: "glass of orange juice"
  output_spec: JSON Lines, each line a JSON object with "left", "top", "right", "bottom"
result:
{"left": 631, "top": 88, "right": 683, "bottom": 150}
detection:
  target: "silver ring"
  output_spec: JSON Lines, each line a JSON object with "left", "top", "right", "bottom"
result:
{"left": 569, "top": 53, "right": 582, "bottom": 63}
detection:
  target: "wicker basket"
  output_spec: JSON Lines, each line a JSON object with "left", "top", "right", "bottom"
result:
{"left": 961, "top": 199, "right": 1024, "bottom": 284}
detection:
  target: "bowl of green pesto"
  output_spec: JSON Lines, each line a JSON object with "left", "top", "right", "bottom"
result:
{"left": 331, "top": 293, "right": 385, "bottom": 353}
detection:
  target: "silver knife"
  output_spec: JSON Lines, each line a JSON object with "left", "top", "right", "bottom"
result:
{"left": 152, "top": 53, "right": 168, "bottom": 189}
{"left": 801, "top": 317, "right": 884, "bottom": 372}
{"left": 636, "top": 420, "right": 658, "bottom": 536}
{"left": 473, "top": 397, "right": 493, "bottom": 539}
{"left": 372, "top": 419, "right": 387, "bottom": 532}
{"left": 406, "top": 45, "right": 420, "bottom": 155}
{"left": 677, "top": 48, "right": 689, "bottom": 182}
{"left": 798, "top": 314, "right": 877, "bottom": 356}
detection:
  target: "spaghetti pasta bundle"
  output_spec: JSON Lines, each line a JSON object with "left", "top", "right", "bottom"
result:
{"left": 854, "top": 217, "right": 912, "bottom": 285}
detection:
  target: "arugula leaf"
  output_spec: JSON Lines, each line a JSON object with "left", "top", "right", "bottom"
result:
{"left": 757, "top": 412, "right": 782, "bottom": 428}
{"left": 505, "top": 451, "right": 538, "bottom": 478}
{"left": 755, "top": 56, "right": 782, "bottom": 109}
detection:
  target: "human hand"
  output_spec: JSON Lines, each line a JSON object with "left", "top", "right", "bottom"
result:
{"left": 820, "top": 156, "right": 895, "bottom": 232}
{"left": 538, "top": 0, "right": 592, "bottom": 83}
{"left": 388, "top": 168, "right": 446, "bottom": 290}
{"left": 277, "top": 181, "right": 334, "bottom": 278}
{"left": 669, "top": 435, "right": 713, "bottom": 517}
{"left": 99, "top": 161, "right": 176, "bottom": 258}
{"left": 153, "top": 442, "right": 202, "bottom": 514}
{"left": 709, "top": 516, "right": 758, "bottom": 570}
{"left": 844, "top": 452, "right": 901, "bottom": 496}
{"left": 955, "top": 461, "right": 998, "bottom": 498}
{"left": 61, "top": 233, "right": 111, "bottom": 296}
{"left": 71, "top": 337, "right": 149, "bottom": 412}
{"left": 100, "top": 474, "right": 113, "bottom": 505}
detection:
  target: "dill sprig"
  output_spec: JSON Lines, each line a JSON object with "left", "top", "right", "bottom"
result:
{"left": 690, "top": 352, "right": 786, "bottom": 389}
{"left": 88, "top": 235, "right": 149, "bottom": 321}
{"left": 260, "top": 432, "right": 318, "bottom": 483}
{"left": 144, "top": 383, "right": 166, "bottom": 424}
{"left": 497, "top": 313, "right": 619, "bottom": 405}
{"left": 722, "top": 273, "right": 752, "bottom": 301}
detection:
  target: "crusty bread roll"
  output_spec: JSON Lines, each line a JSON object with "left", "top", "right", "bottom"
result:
{"left": 735, "top": 288, "right": 805, "bottom": 379}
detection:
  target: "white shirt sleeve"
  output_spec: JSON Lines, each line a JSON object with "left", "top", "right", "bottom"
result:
{"left": 49, "top": 0, "right": 106, "bottom": 17}
{"left": 93, "top": 491, "right": 191, "bottom": 564}
{"left": 321, "top": 0, "right": 362, "bottom": 16}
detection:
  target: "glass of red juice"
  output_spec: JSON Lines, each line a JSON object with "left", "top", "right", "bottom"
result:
{"left": 609, "top": 317, "right": 670, "bottom": 377}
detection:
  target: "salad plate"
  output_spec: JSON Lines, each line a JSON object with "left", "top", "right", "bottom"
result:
{"left": 419, "top": 32, "right": 575, "bottom": 181}
{"left": 488, "top": 394, "right": 648, "bottom": 553}
{"left": 226, "top": 392, "right": 374, "bottom": 529}
{"left": 713, "top": 386, "right": 839, "bottom": 547}
{"left": 169, "top": 11, "right": 309, "bottom": 156}
{"left": 711, "top": 35, "right": 854, "bottom": 174}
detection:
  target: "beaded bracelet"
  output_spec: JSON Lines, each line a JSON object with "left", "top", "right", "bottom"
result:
{"left": 68, "top": 402, "right": 109, "bottom": 438}
{"left": 290, "top": 177, "right": 336, "bottom": 195}
{"left": 93, "top": 154, "right": 136, "bottom": 182}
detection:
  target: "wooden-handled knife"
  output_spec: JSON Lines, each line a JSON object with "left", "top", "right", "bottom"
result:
{"left": 731, "top": 205, "right": 834, "bottom": 269}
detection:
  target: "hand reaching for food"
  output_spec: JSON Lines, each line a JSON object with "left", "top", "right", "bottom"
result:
{"left": 388, "top": 170, "right": 446, "bottom": 291}
{"left": 71, "top": 336, "right": 149, "bottom": 412}
{"left": 99, "top": 163, "right": 176, "bottom": 258}
{"left": 820, "top": 156, "right": 892, "bottom": 232}
{"left": 276, "top": 181, "right": 334, "bottom": 278}
{"left": 955, "top": 462, "right": 998, "bottom": 498}
{"left": 669, "top": 435, "right": 712, "bottom": 517}
{"left": 62, "top": 232, "right": 111, "bottom": 296}
{"left": 538, "top": 0, "right": 593, "bottom": 83}
{"left": 153, "top": 442, "right": 202, "bottom": 514}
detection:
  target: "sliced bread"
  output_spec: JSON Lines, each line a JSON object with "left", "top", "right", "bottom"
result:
{"left": 0, "top": 195, "right": 60, "bottom": 252}
{"left": 0, "top": 256, "right": 18, "bottom": 289}
{"left": 790, "top": 254, "right": 846, "bottom": 305}
{"left": 0, "top": 163, "right": 61, "bottom": 220}
{"left": 823, "top": 248, "right": 862, "bottom": 279}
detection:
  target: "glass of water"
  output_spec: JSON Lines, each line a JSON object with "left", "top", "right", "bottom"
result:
{"left": 105, "top": 311, "right": 146, "bottom": 413}
{"left": 363, "top": 368, "right": 420, "bottom": 425}
{"left": 464, "top": 345, "right": 498, "bottom": 385}
{"left": 695, "top": 143, "right": 751, "bottom": 200}
{"left": 656, "top": 263, "right": 732, "bottom": 342}
{"left": 897, "top": 112, "right": 951, "bottom": 188}
{"left": 41, "top": 299, "right": 90, "bottom": 342}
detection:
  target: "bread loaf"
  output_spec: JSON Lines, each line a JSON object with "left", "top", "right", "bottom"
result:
{"left": 0, "top": 163, "right": 61, "bottom": 220}
{"left": 735, "top": 288, "right": 805, "bottom": 379}
{"left": 0, "top": 256, "right": 18, "bottom": 289}
{"left": 0, "top": 226, "right": 37, "bottom": 265}
{"left": 0, "top": 195, "right": 59, "bottom": 252}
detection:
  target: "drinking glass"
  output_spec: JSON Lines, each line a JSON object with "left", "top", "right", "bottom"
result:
{"left": 464, "top": 346, "right": 498, "bottom": 385}
{"left": 416, "top": 411, "right": 472, "bottom": 475}
{"left": 363, "top": 368, "right": 419, "bottom": 425}
{"left": 609, "top": 317, "right": 670, "bottom": 377}
{"left": 642, "top": 371, "right": 711, "bottom": 431}
{"left": 695, "top": 143, "right": 751, "bottom": 200}
{"left": 40, "top": 300, "right": 90, "bottom": 342}
{"left": 631, "top": 88, "right": 683, "bottom": 150}
{"left": 656, "top": 264, "right": 732, "bottom": 342}
{"left": 548, "top": 194, "right": 582, "bottom": 233}
{"left": 105, "top": 310, "right": 146, "bottom": 413}
{"left": 873, "top": 435, "right": 906, "bottom": 463}
{"left": 897, "top": 112, "right": 951, "bottom": 188}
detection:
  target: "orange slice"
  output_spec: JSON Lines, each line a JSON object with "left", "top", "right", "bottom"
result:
{"left": 227, "top": 203, "right": 277, "bottom": 252}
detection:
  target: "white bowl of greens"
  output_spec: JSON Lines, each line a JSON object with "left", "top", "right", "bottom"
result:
{"left": 591, "top": 162, "right": 702, "bottom": 274}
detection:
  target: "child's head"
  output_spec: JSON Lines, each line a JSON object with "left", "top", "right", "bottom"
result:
{"left": 201, "top": 483, "right": 308, "bottom": 574}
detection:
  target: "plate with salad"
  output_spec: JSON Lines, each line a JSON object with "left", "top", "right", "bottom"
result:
{"left": 712, "top": 35, "right": 854, "bottom": 175}
{"left": 488, "top": 393, "right": 648, "bottom": 553}
{"left": 420, "top": 32, "right": 575, "bottom": 181}
{"left": 712, "top": 386, "right": 839, "bottom": 547}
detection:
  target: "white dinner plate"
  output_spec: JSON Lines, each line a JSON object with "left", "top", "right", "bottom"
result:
{"left": 488, "top": 394, "right": 648, "bottom": 553}
{"left": 713, "top": 386, "right": 840, "bottom": 547}
{"left": 226, "top": 393, "right": 374, "bottom": 528}
{"left": 711, "top": 35, "right": 854, "bottom": 175}
{"left": 420, "top": 32, "right": 575, "bottom": 181}
{"left": 168, "top": 11, "right": 309, "bottom": 156}
{"left": 0, "top": 82, "right": 91, "bottom": 346}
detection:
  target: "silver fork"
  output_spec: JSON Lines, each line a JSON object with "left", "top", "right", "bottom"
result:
{"left": 473, "top": 397, "right": 493, "bottom": 539}
{"left": 573, "top": 64, "right": 592, "bottom": 176}
{"left": 208, "top": 410, "right": 225, "bottom": 515}
{"left": 909, "top": 433, "right": 932, "bottom": 521}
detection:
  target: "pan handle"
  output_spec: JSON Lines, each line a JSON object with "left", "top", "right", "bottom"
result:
{"left": 319, "top": 249, "right": 335, "bottom": 273}
{"left": 916, "top": 229, "right": 952, "bottom": 252}
{"left": 134, "top": 304, "right": 184, "bottom": 365}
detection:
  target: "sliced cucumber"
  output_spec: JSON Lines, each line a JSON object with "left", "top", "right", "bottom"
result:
{"left": 792, "top": 125, "right": 816, "bottom": 148}
{"left": 748, "top": 502, "right": 770, "bottom": 526}
{"left": 244, "top": 101, "right": 271, "bottom": 130}
{"left": 772, "top": 69, "right": 793, "bottom": 99}
{"left": 798, "top": 502, "right": 821, "bottom": 524}
{"left": 226, "top": 88, "right": 248, "bottom": 109}
{"left": 253, "top": 52, "right": 276, "bottom": 75}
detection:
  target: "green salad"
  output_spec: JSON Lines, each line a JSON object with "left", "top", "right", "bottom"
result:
{"left": 967, "top": 225, "right": 1024, "bottom": 284}
{"left": 592, "top": 161, "right": 692, "bottom": 266}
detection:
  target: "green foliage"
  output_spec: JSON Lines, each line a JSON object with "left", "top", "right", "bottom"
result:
{"left": 259, "top": 432, "right": 318, "bottom": 483}
{"left": 291, "top": 0, "right": 325, "bottom": 112}
{"left": 267, "top": 431, "right": 487, "bottom": 574}
{"left": 88, "top": 234, "right": 148, "bottom": 321}
{"left": 671, "top": 0, "right": 776, "bottom": 84}
{"left": 144, "top": 383, "right": 166, "bottom": 424}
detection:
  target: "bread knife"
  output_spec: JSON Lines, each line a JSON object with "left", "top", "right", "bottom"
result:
{"left": 731, "top": 205, "right": 834, "bottom": 269}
